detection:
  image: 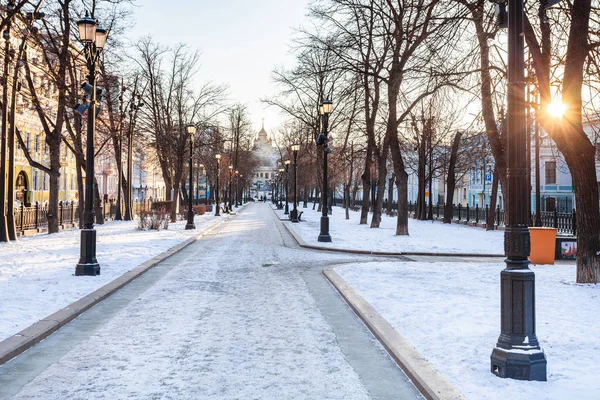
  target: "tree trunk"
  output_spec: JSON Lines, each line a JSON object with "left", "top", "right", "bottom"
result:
{"left": 170, "top": 185, "right": 179, "bottom": 223}
{"left": 76, "top": 161, "right": 85, "bottom": 228}
{"left": 370, "top": 153, "right": 388, "bottom": 228}
{"left": 443, "top": 131, "right": 462, "bottom": 223}
{"left": 387, "top": 175, "right": 395, "bottom": 214}
{"left": 360, "top": 151, "right": 373, "bottom": 224}
{"left": 47, "top": 142, "right": 61, "bottom": 234}
{"left": 395, "top": 171, "right": 409, "bottom": 235}
{"left": 571, "top": 153, "right": 600, "bottom": 283}
{"left": 416, "top": 133, "right": 427, "bottom": 220}
{"left": 94, "top": 176, "right": 104, "bottom": 224}
{"left": 344, "top": 183, "right": 350, "bottom": 220}
{"left": 351, "top": 181, "right": 359, "bottom": 208}
{"left": 486, "top": 167, "right": 499, "bottom": 230}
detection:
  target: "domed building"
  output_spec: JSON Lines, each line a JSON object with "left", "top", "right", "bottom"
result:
{"left": 251, "top": 122, "right": 279, "bottom": 199}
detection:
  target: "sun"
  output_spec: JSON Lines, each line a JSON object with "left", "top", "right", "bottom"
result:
{"left": 547, "top": 100, "right": 567, "bottom": 119}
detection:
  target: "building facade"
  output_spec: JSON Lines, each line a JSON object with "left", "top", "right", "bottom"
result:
{"left": 250, "top": 123, "right": 279, "bottom": 199}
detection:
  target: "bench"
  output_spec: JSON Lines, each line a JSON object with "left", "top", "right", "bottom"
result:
{"left": 289, "top": 211, "right": 304, "bottom": 221}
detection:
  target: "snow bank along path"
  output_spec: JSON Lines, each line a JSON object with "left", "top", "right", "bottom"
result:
{"left": 336, "top": 261, "right": 600, "bottom": 400}
{"left": 0, "top": 213, "right": 223, "bottom": 342}
{"left": 278, "top": 206, "right": 505, "bottom": 255}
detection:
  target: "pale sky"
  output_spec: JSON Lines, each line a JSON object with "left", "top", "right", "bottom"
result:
{"left": 127, "top": 0, "right": 310, "bottom": 136}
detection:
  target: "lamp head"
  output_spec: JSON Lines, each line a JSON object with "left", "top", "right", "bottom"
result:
{"left": 94, "top": 25, "right": 107, "bottom": 49}
{"left": 215, "top": 153, "right": 221, "bottom": 160}
{"left": 77, "top": 13, "right": 97, "bottom": 43}
{"left": 186, "top": 123, "right": 196, "bottom": 135}
{"left": 285, "top": 160, "right": 291, "bottom": 165}
{"left": 291, "top": 144, "right": 300, "bottom": 152}
{"left": 321, "top": 99, "right": 333, "bottom": 115}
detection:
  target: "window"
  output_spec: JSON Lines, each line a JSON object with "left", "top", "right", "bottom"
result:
{"left": 26, "top": 132, "right": 31, "bottom": 149}
{"left": 463, "top": 188, "right": 467, "bottom": 200}
{"left": 260, "top": 173, "right": 263, "bottom": 178}
{"left": 33, "top": 170, "right": 38, "bottom": 190}
{"left": 35, "top": 135, "right": 40, "bottom": 152}
{"left": 546, "top": 197, "right": 556, "bottom": 212}
{"left": 545, "top": 161, "right": 556, "bottom": 184}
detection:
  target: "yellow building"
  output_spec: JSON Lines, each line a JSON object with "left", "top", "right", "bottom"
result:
{"left": 4, "top": 17, "right": 80, "bottom": 207}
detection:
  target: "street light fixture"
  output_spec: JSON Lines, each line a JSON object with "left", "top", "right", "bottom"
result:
{"left": 291, "top": 144, "right": 300, "bottom": 222}
{"left": 75, "top": 12, "right": 107, "bottom": 276}
{"left": 284, "top": 160, "right": 291, "bottom": 215}
{"left": 489, "top": 0, "right": 547, "bottom": 381}
{"left": 215, "top": 154, "right": 221, "bottom": 216}
{"left": 185, "top": 123, "right": 196, "bottom": 230}
{"left": 318, "top": 99, "right": 333, "bottom": 242}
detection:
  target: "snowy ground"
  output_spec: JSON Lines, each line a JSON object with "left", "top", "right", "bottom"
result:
{"left": 277, "top": 204, "right": 505, "bottom": 255}
{"left": 336, "top": 261, "right": 600, "bottom": 400}
{"left": 0, "top": 210, "right": 229, "bottom": 342}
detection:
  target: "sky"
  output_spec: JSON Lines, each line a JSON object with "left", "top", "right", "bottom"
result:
{"left": 127, "top": 0, "right": 310, "bottom": 136}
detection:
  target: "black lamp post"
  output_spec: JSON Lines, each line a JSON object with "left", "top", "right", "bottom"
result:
{"left": 278, "top": 168, "right": 284, "bottom": 209}
{"left": 490, "top": 0, "right": 546, "bottom": 381}
{"left": 291, "top": 144, "right": 300, "bottom": 222}
{"left": 284, "top": 160, "right": 291, "bottom": 215}
{"left": 115, "top": 81, "right": 125, "bottom": 221}
{"left": 75, "top": 12, "right": 107, "bottom": 276}
{"left": 317, "top": 99, "right": 333, "bottom": 242}
{"left": 228, "top": 165, "right": 233, "bottom": 212}
{"left": 204, "top": 166, "right": 208, "bottom": 205}
{"left": 185, "top": 123, "right": 196, "bottom": 230}
{"left": 123, "top": 92, "right": 144, "bottom": 221}
{"left": 239, "top": 174, "right": 244, "bottom": 204}
{"left": 234, "top": 170, "right": 239, "bottom": 207}
{"left": 215, "top": 154, "right": 221, "bottom": 216}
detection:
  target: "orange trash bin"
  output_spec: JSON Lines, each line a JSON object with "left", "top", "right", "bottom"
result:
{"left": 528, "top": 227, "right": 557, "bottom": 265}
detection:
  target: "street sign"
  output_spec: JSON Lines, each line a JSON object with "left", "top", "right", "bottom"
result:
{"left": 485, "top": 173, "right": 492, "bottom": 182}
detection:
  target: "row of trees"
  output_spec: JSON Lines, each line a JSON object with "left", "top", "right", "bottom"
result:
{"left": 265, "top": 0, "right": 600, "bottom": 283}
{"left": 2, "top": 0, "right": 259, "bottom": 231}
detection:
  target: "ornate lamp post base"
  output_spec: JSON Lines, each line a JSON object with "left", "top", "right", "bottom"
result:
{"left": 491, "top": 347, "right": 547, "bottom": 381}
{"left": 76, "top": 229, "right": 100, "bottom": 276}
{"left": 318, "top": 216, "right": 332, "bottom": 242}
{"left": 490, "top": 266, "right": 547, "bottom": 381}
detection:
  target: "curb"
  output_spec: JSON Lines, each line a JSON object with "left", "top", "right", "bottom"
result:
{"left": 0, "top": 211, "right": 239, "bottom": 366}
{"left": 323, "top": 267, "right": 466, "bottom": 400}
{"left": 278, "top": 216, "right": 504, "bottom": 258}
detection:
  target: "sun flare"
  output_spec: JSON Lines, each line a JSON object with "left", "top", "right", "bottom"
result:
{"left": 547, "top": 100, "right": 567, "bottom": 119}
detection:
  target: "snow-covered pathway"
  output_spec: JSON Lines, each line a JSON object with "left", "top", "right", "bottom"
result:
{"left": 2, "top": 203, "right": 420, "bottom": 399}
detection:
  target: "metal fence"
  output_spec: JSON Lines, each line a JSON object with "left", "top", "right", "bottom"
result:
{"left": 406, "top": 202, "right": 577, "bottom": 236}
{"left": 12, "top": 200, "right": 123, "bottom": 235}
{"left": 14, "top": 201, "right": 80, "bottom": 233}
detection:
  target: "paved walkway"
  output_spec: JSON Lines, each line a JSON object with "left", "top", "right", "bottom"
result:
{"left": 0, "top": 203, "right": 421, "bottom": 399}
